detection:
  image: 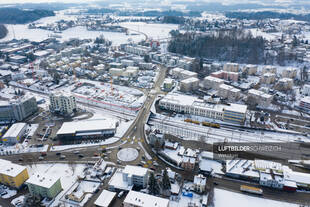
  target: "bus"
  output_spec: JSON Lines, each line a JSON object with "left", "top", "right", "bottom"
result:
{"left": 240, "top": 185, "right": 263, "bottom": 195}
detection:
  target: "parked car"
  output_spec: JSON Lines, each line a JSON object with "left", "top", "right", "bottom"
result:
{"left": 60, "top": 155, "right": 66, "bottom": 160}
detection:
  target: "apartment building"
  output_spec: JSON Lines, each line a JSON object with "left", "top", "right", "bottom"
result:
{"left": 122, "top": 165, "right": 149, "bottom": 188}
{"left": 0, "top": 159, "right": 29, "bottom": 188}
{"left": 248, "top": 89, "right": 273, "bottom": 107}
{"left": 179, "top": 77, "right": 199, "bottom": 92}
{"left": 218, "top": 84, "right": 241, "bottom": 101}
{"left": 49, "top": 92, "right": 77, "bottom": 115}
{"left": 26, "top": 173, "right": 62, "bottom": 199}
{"left": 203, "top": 76, "right": 224, "bottom": 90}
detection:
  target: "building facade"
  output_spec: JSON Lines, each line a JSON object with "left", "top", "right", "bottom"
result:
{"left": 49, "top": 93, "right": 77, "bottom": 115}
{"left": 0, "top": 96, "right": 38, "bottom": 123}
{"left": 159, "top": 93, "right": 247, "bottom": 124}
{"left": 26, "top": 173, "right": 62, "bottom": 199}
{"left": 0, "top": 159, "right": 29, "bottom": 188}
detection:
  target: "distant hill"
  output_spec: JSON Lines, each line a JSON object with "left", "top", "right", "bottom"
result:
{"left": 226, "top": 11, "right": 310, "bottom": 22}
{"left": 0, "top": 24, "right": 7, "bottom": 39}
{"left": 0, "top": 8, "right": 55, "bottom": 24}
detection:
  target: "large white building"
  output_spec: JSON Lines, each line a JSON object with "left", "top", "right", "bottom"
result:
{"left": 123, "top": 191, "right": 169, "bottom": 207}
{"left": 49, "top": 92, "right": 77, "bottom": 115}
{"left": 57, "top": 118, "right": 117, "bottom": 140}
{"left": 122, "top": 165, "right": 149, "bottom": 188}
{"left": 159, "top": 93, "right": 247, "bottom": 124}
{"left": 2, "top": 123, "right": 27, "bottom": 145}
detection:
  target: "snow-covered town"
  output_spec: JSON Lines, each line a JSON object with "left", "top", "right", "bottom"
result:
{"left": 0, "top": 0, "right": 310, "bottom": 207}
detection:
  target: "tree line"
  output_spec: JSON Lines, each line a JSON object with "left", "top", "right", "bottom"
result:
{"left": 0, "top": 8, "right": 55, "bottom": 24}
{"left": 168, "top": 29, "right": 265, "bottom": 64}
{"left": 226, "top": 11, "right": 310, "bottom": 22}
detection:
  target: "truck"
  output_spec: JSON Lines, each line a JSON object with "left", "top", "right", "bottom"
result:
{"left": 240, "top": 185, "right": 263, "bottom": 195}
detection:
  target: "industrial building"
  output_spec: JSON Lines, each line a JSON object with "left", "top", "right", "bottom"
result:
{"left": 56, "top": 118, "right": 117, "bottom": 140}
{"left": 0, "top": 159, "right": 29, "bottom": 188}
{"left": 159, "top": 93, "right": 247, "bottom": 124}
{"left": 26, "top": 173, "right": 62, "bottom": 199}
{"left": 49, "top": 92, "right": 77, "bottom": 115}
{"left": 0, "top": 96, "right": 38, "bottom": 123}
{"left": 2, "top": 123, "right": 27, "bottom": 145}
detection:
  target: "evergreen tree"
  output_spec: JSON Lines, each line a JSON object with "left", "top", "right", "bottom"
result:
{"left": 162, "top": 169, "right": 171, "bottom": 190}
{"left": 148, "top": 172, "right": 160, "bottom": 195}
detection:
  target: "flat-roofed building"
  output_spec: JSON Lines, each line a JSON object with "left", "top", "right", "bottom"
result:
{"left": 2, "top": 123, "right": 27, "bottom": 145}
{"left": 95, "top": 190, "right": 116, "bottom": 207}
{"left": 180, "top": 77, "right": 199, "bottom": 92}
{"left": 0, "top": 96, "right": 38, "bottom": 123}
{"left": 282, "top": 67, "right": 297, "bottom": 79}
{"left": 57, "top": 118, "right": 117, "bottom": 140}
{"left": 159, "top": 93, "right": 247, "bottom": 124}
{"left": 26, "top": 173, "right": 62, "bottom": 199}
{"left": 260, "top": 72, "right": 276, "bottom": 84}
{"left": 218, "top": 84, "right": 241, "bottom": 101}
{"left": 203, "top": 76, "right": 224, "bottom": 90}
{"left": 248, "top": 89, "right": 273, "bottom": 107}
{"left": 0, "top": 159, "right": 29, "bottom": 188}
{"left": 223, "top": 62, "right": 239, "bottom": 72}
{"left": 123, "top": 190, "right": 169, "bottom": 207}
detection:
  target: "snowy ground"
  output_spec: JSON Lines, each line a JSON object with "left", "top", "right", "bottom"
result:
{"left": 11, "top": 195, "right": 24, "bottom": 207}
{"left": 214, "top": 188, "right": 298, "bottom": 207}
{"left": 0, "top": 185, "right": 17, "bottom": 199}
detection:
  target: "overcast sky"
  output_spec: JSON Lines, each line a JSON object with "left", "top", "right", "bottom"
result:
{"left": 0, "top": 0, "right": 309, "bottom": 5}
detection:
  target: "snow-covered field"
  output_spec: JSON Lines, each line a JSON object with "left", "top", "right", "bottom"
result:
{"left": 118, "top": 22, "right": 178, "bottom": 40}
{"left": 214, "top": 188, "right": 298, "bottom": 207}
{"left": 1, "top": 11, "right": 177, "bottom": 45}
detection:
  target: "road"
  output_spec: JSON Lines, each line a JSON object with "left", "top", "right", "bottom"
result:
{"left": 2, "top": 65, "right": 310, "bottom": 206}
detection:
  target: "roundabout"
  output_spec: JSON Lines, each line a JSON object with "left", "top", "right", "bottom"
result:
{"left": 117, "top": 147, "right": 139, "bottom": 162}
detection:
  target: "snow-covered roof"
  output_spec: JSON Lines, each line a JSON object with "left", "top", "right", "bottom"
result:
{"left": 123, "top": 165, "right": 148, "bottom": 177}
{"left": 57, "top": 118, "right": 116, "bottom": 135}
{"left": 3, "top": 123, "right": 26, "bottom": 139}
{"left": 94, "top": 190, "right": 116, "bottom": 207}
{"left": 0, "top": 159, "right": 27, "bottom": 178}
{"left": 26, "top": 173, "right": 60, "bottom": 189}
{"left": 124, "top": 190, "right": 169, "bottom": 207}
